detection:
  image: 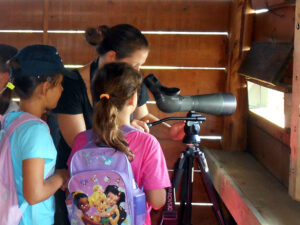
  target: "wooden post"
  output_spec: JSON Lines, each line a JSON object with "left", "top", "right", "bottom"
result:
{"left": 289, "top": 1, "right": 300, "bottom": 200}
{"left": 222, "top": 0, "right": 250, "bottom": 151}
{"left": 43, "top": 0, "right": 49, "bottom": 44}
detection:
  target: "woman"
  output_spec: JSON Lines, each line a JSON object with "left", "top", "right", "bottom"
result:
{"left": 52, "top": 24, "right": 183, "bottom": 225}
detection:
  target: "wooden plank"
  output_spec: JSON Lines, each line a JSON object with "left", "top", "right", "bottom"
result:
{"left": 205, "top": 149, "right": 300, "bottom": 225}
{"left": 0, "top": 0, "right": 44, "bottom": 29}
{"left": 151, "top": 205, "right": 219, "bottom": 225}
{"left": 142, "top": 70, "right": 227, "bottom": 96}
{"left": 253, "top": 6, "right": 295, "bottom": 42}
{"left": 47, "top": 33, "right": 97, "bottom": 65}
{"left": 251, "top": 0, "right": 288, "bottom": 9}
{"left": 0, "top": 33, "right": 43, "bottom": 49}
{"left": 48, "top": 33, "right": 227, "bottom": 67}
{"left": 289, "top": 0, "right": 300, "bottom": 200}
{"left": 43, "top": 0, "right": 49, "bottom": 44}
{"left": 248, "top": 112, "right": 290, "bottom": 146}
{"left": 48, "top": 0, "right": 230, "bottom": 31}
{"left": 248, "top": 119, "right": 290, "bottom": 187}
{"left": 221, "top": 0, "right": 250, "bottom": 151}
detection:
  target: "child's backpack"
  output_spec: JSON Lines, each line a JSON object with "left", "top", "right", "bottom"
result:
{"left": 0, "top": 113, "right": 45, "bottom": 225}
{"left": 67, "top": 126, "right": 146, "bottom": 225}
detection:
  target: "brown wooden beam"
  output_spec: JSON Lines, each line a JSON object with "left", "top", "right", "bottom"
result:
{"left": 222, "top": 0, "right": 251, "bottom": 151}
{"left": 43, "top": 0, "right": 49, "bottom": 45}
{"left": 289, "top": 1, "right": 300, "bottom": 200}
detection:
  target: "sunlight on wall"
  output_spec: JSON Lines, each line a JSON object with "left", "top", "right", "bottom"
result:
{"left": 247, "top": 81, "right": 284, "bottom": 128}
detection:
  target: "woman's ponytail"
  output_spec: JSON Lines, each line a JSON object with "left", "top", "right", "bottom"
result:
{"left": 85, "top": 25, "right": 110, "bottom": 46}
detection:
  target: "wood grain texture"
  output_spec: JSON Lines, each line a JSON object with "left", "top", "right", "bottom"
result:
{"left": 0, "top": 0, "right": 44, "bottom": 29}
{"left": 48, "top": 0, "right": 230, "bottom": 31}
{"left": 251, "top": 0, "right": 288, "bottom": 9}
{"left": 0, "top": 33, "right": 43, "bottom": 49}
{"left": 253, "top": 6, "right": 295, "bottom": 43}
{"left": 248, "top": 120, "right": 290, "bottom": 187}
{"left": 206, "top": 149, "right": 300, "bottom": 225}
{"left": 47, "top": 33, "right": 228, "bottom": 67}
{"left": 222, "top": 0, "right": 249, "bottom": 151}
{"left": 142, "top": 70, "right": 226, "bottom": 96}
{"left": 289, "top": 0, "right": 300, "bottom": 200}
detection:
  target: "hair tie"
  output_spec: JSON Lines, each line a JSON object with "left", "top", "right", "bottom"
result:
{"left": 6, "top": 82, "right": 15, "bottom": 90}
{"left": 100, "top": 94, "right": 110, "bottom": 100}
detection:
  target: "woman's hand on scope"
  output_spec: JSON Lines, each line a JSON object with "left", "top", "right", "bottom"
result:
{"left": 169, "top": 121, "right": 185, "bottom": 141}
{"left": 130, "top": 119, "right": 150, "bottom": 133}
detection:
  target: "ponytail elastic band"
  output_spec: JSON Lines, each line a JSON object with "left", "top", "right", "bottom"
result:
{"left": 100, "top": 94, "right": 110, "bottom": 100}
{"left": 6, "top": 82, "right": 15, "bottom": 90}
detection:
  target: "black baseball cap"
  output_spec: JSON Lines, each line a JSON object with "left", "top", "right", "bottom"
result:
{"left": 10, "top": 44, "right": 76, "bottom": 79}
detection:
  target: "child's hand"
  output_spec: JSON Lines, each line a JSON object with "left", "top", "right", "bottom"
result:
{"left": 169, "top": 121, "right": 185, "bottom": 141}
{"left": 55, "top": 169, "right": 69, "bottom": 190}
{"left": 130, "top": 119, "right": 150, "bottom": 133}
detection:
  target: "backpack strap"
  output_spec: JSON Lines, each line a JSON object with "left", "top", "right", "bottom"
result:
{"left": 2, "top": 113, "right": 46, "bottom": 138}
{"left": 82, "top": 125, "right": 139, "bottom": 147}
{"left": 1, "top": 112, "right": 46, "bottom": 219}
{"left": 121, "top": 125, "right": 140, "bottom": 135}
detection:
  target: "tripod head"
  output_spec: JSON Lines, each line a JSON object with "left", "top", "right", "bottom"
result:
{"left": 148, "top": 111, "right": 205, "bottom": 145}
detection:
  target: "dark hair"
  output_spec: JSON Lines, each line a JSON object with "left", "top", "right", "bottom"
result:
{"left": 0, "top": 44, "right": 18, "bottom": 73}
{"left": 91, "top": 62, "right": 142, "bottom": 159}
{"left": 85, "top": 24, "right": 149, "bottom": 59}
{"left": 7, "top": 58, "right": 61, "bottom": 99}
{"left": 72, "top": 192, "right": 89, "bottom": 209}
{"left": 0, "top": 89, "right": 12, "bottom": 114}
{"left": 104, "top": 185, "right": 126, "bottom": 205}
{"left": 104, "top": 185, "right": 127, "bottom": 225}
{"left": 0, "top": 44, "right": 18, "bottom": 114}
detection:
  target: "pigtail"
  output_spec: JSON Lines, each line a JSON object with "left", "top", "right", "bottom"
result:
{"left": 93, "top": 97, "right": 134, "bottom": 159}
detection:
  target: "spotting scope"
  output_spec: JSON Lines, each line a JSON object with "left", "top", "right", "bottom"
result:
{"left": 144, "top": 74, "right": 237, "bottom": 116}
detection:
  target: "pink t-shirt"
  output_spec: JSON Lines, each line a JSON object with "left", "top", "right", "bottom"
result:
{"left": 67, "top": 126, "right": 171, "bottom": 225}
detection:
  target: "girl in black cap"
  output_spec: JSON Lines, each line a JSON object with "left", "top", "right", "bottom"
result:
{"left": 1, "top": 44, "right": 70, "bottom": 225}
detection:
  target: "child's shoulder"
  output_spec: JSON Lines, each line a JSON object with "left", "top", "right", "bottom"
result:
{"left": 125, "top": 128, "right": 159, "bottom": 145}
{"left": 4, "top": 112, "right": 47, "bottom": 131}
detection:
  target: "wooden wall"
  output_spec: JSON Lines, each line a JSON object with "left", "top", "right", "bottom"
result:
{"left": 247, "top": 0, "right": 295, "bottom": 188}
{"left": 0, "top": 0, "right": 232, "bottom": 224}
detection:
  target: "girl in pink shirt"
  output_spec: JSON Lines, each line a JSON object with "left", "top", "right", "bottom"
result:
{"left": 68, "top": 62, "right": 171, "bottom": 225}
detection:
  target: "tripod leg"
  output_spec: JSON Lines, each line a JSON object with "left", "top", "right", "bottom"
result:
{"left": 195, "top": 151, "right": 227, "bottom": 225}
{"left": 178, "top": 149, "right": 194, "bottom": 225}
{"left": 186, "top": 151, "right": 194, "bottom": 225}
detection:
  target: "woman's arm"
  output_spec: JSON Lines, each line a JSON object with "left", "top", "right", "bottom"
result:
{"left": 23, "top": 158, "right": 69, "bottom": 205}
{"left": 133, "top": 104, "right": 185, "bottom": 140}
{"left": 57, "top": 113, "right": 86, "bottom": 147}
{"left": 145, "top": 189, "right": 166, "bottom": 210}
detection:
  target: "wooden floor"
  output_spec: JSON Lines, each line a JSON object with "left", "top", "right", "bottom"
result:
{"left": 204, "top": 149, "right": 300, "bottom": 225}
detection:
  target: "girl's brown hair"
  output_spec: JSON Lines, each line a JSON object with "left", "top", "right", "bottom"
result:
{"left": 91, "top": 62, "right": 143, "bottom": 159}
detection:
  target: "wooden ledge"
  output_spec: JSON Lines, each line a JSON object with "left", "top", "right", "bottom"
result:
{"left": 203, "top": 149, "right": 300, "bottom": 225}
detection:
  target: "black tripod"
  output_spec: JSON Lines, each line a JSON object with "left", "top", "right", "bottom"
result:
{"left": 149, "top": 111, "right": 226, "bottom": 225}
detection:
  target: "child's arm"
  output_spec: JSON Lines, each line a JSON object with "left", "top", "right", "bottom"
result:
{"left": 145, "top": 189, "right": 166, "bottom": 210}
{"left": 23, "top": 158, "right": 69, "bottom": 205}
{"left": 67, "top": 131, "right": 88, "bottom": 168}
